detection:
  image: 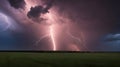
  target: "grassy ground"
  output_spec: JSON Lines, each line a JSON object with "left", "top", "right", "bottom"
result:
{"left": 0, "top": 52, "right": 120, "bottom": 67}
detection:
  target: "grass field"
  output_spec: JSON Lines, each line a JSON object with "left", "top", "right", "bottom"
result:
{"left": 0, "top": 52, "right": 120, "bottom": 67}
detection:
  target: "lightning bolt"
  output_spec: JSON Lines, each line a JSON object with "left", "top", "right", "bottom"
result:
{"left": 35, "top": 34, "right": 49, "bottom": 45}
{"left": 50, "top": 25, "right": 56, "bottom": 51}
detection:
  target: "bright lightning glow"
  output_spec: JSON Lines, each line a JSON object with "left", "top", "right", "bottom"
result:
{"left": 50, "top": 25, "right": 56, "bottom": 51}
{"left": 34, "top": 12, "right": 57, "bottom": 50}
{"left": 0, "top": 13, "right": 11, "bottom": 31}
{"left": 45, "top": 11, "right": 58, "bottom": 51}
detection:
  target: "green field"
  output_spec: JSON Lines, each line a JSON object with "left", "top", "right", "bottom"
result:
{"left": 0, "top": 52, "right": 120, "bottom": 67}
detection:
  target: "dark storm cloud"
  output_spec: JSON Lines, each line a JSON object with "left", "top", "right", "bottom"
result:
{"left": 7, "top": 0, "right": 26, "bottom": 9}
{"left": 27, "top": 0, "right": 54, "bottom": 21}
{"left": 101, "top": 34, "right": 120, "bottom": 51}
{"left": 27, "top": 6, "right": 44, "bottom": 18}
{"left": 103, "top": 34, "right": 120, "bottom": 42}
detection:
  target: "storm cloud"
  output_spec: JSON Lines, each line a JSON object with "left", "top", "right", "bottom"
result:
{"left": 102, "top": 34, "right": 120, "bottom": 51}
{"left": 27, "top": 0, "right": 54, "bottom": 20}
{"left": 7, "top": 0, "right": 26, "bottom": 9}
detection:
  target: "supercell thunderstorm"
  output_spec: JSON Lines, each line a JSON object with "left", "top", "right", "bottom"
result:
{"left": 1, "top": 0, "right": 120, "bottom": 51}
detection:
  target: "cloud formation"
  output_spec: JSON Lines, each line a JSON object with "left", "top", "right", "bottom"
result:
{"left": 102, "top": 34, "right": 120, "bottom": 51}
{"left": 7, "top": 0, "right": 26, "bottom": 9}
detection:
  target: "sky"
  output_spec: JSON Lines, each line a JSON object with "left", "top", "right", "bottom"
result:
{"left": 0, "top": 0, "right": 120, "bottom": 51}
